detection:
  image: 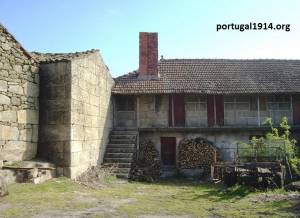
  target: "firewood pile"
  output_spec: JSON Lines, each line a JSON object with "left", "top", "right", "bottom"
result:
{"left": 178, "top": 137, "right": 219, "bottom": 174}
{"left": 130, "top": 140, "right": 161, "bottom": 182}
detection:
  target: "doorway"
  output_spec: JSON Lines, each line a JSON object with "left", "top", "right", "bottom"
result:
{"left": 161, "top": 137, "right": 176, "bottom": 166}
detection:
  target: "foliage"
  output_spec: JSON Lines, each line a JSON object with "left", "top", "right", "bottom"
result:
{"left": 238, "top": 117, "right": 300, "bottom": 175}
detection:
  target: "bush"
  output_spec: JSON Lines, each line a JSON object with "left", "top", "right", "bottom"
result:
{"left": 238, "top": 117, "right": 300, "bottom": 175}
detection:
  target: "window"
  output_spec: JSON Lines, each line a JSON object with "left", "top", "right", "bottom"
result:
{"left": 185, "top": 95, "right": 207, "bottom": 111}
{"left": 116, "top": 96, "right": 135, "bottom": 111}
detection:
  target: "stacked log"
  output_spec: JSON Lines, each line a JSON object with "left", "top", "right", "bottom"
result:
{"left": 130, "top": 140, "right": 161, "bottom": 182}
{"left": 178, "top": 137, "right": 219, "bottom": 174}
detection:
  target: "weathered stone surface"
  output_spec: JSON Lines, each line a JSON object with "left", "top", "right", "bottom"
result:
{"left": 0, "top": 125, "right": 19, "bottom": 140}
{"left": 24, "top": 81, "right": 39, "bottom": 97}
{"left": 0, "top": 94, "right": 10, "bottom": 105}
{"left": 0, "top": 111, "right": 17, "bottom": 122}
{"left": 0, "top": 80, "right": 7, "bottom": 92}
{"left": 8, "top": 85, "right": 23, "bottom": 95}
{"left": 11, "top": 96, "right": 21, "bottom": 106}
{"left": 17, "top": 110, "right": 38, "bottom": 124}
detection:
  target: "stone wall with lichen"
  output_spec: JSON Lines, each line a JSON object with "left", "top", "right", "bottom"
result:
{"left": 0, "top": 27, "right": 39, "bottom": 161}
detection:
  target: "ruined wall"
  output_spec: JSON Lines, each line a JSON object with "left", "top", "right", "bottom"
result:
{"left": 69, "top": 53, "right": 114, "bottom": 178}
{"left": 38, "top": 62, "right": 71, "bottom": 173}
{"left": 139, "top": 95, "right": 168, "bottom": 128}
{"left": 39, "top": 52, "right": 114, "bottom": 178}
{"left": 0, "top": 27, "right": 39, "bottom": 161}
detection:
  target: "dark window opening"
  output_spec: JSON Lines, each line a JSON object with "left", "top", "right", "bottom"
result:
{"left": 116, "top": 96, "right": 135, "bottom": 111}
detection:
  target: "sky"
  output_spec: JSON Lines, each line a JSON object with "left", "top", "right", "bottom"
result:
{"left": 1, "top": 0, "right": 300, "bottom": 77}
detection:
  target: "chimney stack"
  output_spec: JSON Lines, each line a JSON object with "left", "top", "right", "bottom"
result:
{"left": 139, "top": 32, "right": 158, "bottom": 79}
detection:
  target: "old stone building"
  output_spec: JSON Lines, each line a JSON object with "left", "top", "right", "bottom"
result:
{"left": 109, "top": 32, "right": 300, "bottom": 177}
{"left": 1, "top": 24, "right": 300, "bottom": 180}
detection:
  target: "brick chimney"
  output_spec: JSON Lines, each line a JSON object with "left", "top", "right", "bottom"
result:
{"left": 139, "top": 32, "right": 158, "bottom": 79}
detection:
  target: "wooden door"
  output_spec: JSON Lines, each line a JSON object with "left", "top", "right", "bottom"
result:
{"left": 173, "top": 95, "right": 185, "bottom": 126}
{"left": 215, "top": 95, "right": 224, "bottom": 126}
{"left": 161, "top": 137, "right": 176, "bottom": 165}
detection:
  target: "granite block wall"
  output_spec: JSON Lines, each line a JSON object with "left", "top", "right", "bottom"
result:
{"left": 38, "top": 62, "right": 71, "bottom": 172}
{"left": 69, "top": 53, "right": 114, "bottom": 178}
{"left": 0, "top": 27, "right": 39, "bottom": 161}
{"left": 38, "top": 52, "right": 114, "bottom": 178}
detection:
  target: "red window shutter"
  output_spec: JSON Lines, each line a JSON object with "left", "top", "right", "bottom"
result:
{"left": 293, "top": 95, "right": 300, "bottom": 125}
{"left": 215, "top": 95, "right": 224, "bottom": 126}
{"left": 207, "top": 95, "right": 215, "bottom": 127}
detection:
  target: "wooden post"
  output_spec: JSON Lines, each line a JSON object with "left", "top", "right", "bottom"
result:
{"left": 290, "top": 95, "right": 293, "bottom": 124}
{"left": 257, "top": 96, "right": 261, "bottom": 127}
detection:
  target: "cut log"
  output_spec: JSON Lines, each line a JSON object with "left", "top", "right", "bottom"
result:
{"left": 130, "top": 140, "right": 161, "bottom": 181}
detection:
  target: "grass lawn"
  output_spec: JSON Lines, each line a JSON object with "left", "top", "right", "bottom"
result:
{"left": 0, "top": 177, "right": 299, "bottom": 218}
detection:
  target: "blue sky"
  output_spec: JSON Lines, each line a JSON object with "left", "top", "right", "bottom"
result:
{"left": 1, "top": 0, "right": 300, "bottom": 77}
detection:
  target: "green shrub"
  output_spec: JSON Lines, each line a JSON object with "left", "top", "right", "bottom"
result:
{"left": 238, "top": 117, "right": 300, "bottom": 175}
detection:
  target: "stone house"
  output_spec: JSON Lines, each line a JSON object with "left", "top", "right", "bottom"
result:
{"left": 1, "top": 24, "right": 300, "bottom": 179}
{"left": 109, "top": 32, "right": 300, "bottom": 175}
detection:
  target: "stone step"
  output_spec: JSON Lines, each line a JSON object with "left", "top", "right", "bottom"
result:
{"left": 106, "top": 147, "right": 135, "bottom": 153}
{"left": 105, "top": 153, "right": 134, "bottom": 158}
{"left": 112, "top": 131, "right": 138, "bottom": 135}
{"left": 104, "top": 157, "right": 133, "bottom": 163}
{"left": 110, "top": 135, "right": 136, "bottom": 140}
{"left": 107, "top": 143, "right": 135, "bottom": 148}
{"left": 110, "top": 139, "right": 136, "bottom": 144}
{"left": 103, "top": 163, "right": 132, "bottom": 168}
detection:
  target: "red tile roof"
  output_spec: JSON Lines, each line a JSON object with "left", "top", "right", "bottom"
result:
{"left": 112, "top": 59, "right": 300, "bottom": 94}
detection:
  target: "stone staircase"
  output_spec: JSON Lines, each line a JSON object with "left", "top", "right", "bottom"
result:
{"left": 103, "top": 130, "right": 138, "bottom": 179}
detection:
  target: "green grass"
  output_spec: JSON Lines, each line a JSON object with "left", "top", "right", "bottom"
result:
{"left": 0, "top": 177, "right": 299, "bottom": 217}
